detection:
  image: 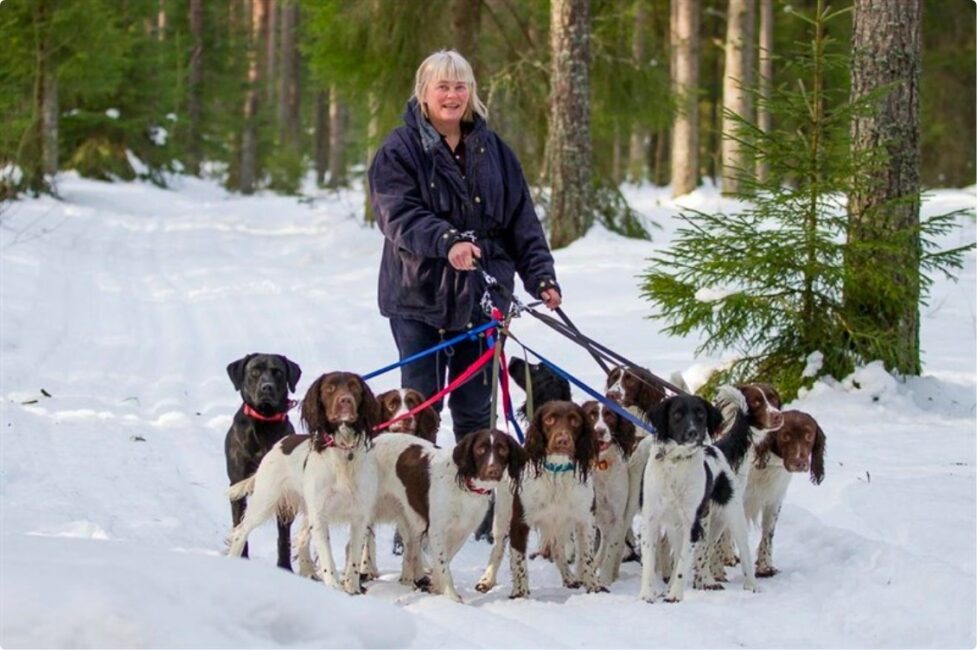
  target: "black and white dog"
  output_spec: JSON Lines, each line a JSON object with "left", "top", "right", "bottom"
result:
{"left": 638, "top": 395, "right": 757, "bottom": 603}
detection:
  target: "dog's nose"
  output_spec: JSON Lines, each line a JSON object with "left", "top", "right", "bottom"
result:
{"left": 338, "top": 394, "right": 355, "bottom": 409}
{"left": 259, "top": 382, "right": 275, "bottom": 394}
{"left": 786, "top": 459, "right": 809, "bottom": 473}
{"left": 485, "top": 464, "right": 503, "bottom": 480}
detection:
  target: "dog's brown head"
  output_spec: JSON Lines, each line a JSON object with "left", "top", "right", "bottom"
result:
{"left": 453, "top": 429, "right": 526, "bottom": 487}
{"left": 605, "top": 365, "right": 667, "bottom": 412}
{"left": 756, "top": 409, "right": 825, "bottom": 485}
{"left": 582, "top": 399, "right": 637, "bottom": 458}
{"left": 301, "top": 371, "right": 379, "bottom": 437}
{"left": 738, "top": 383, "right": 784, "bottom": 431}
{"left": 377, "top": 388, "right": 440, "bottom": 443}
{"left": 525, "top": 400, "right": 597, "bottom": 481}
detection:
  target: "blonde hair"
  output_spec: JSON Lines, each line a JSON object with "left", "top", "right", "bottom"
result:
{"left": 413, "top": 50, "right": 488, "bottom": 122}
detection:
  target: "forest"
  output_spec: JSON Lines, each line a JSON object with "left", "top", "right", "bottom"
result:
{"left": 1, "top": 0, "right": 973, "bottom": 203}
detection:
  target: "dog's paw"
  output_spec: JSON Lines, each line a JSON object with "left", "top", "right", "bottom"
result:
{"left": 474, "top": 579, "right": 494, "bottom": 594}
{"left": 587, "top": 585, "right": 610, "bottom": 594}
{"left": 414, "top": 576, "right": 432, "bottom": 592}
{"left": 755, "top": 565, "right": 777, "bottom": 578}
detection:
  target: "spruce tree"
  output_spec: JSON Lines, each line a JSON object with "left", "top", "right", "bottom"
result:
{"left": 640, "top": 0, "right": 972, "bottom": 400}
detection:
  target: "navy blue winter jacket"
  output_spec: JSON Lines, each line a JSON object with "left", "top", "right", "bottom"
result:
{"left": 369, "top": 98, "right": 558, "bottom": 331}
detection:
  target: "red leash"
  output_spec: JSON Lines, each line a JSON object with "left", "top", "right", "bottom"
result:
{"left": 373, "top": 343, "right": 497, "bottom": 433}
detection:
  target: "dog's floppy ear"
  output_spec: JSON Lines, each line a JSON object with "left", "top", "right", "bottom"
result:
{"left": 508, "top": 357, "right": 529, "bottom": 391}
{"left": 703, "top": 397, "right": 724, "bottom": 438}
{"left": 226, "top": 354, "right": 257, "bottom": 392}
{"left": 647, "top": 399, "right": 671, "bottom": 439}
{"left": 280, "top": 356, "right": 302, "bottom": 393}
{"left": 506, "top": 435, "right": 528, "bottom": 485}
{"left": 524, "top": 402, "right": 550, "bottom": 464}
{"left": 301, "top": 374, "right": 327, "bottom": 434}
{"left": 415, "top": 403, "right": 441, "bottom": 444}
{"left": 572, "top": 402, "right": 598, "bottom": 482}
{"left": 614, "top": 407, "right": 637, "bottom": 457}
{"left": 452, "top": 433, "right": 479, "bottom": 482}
{"left": 354, "top": 374, "right": 380, "bottom": 433}
{"left": 811, "top": 425, "right": 826, "bottom": 485}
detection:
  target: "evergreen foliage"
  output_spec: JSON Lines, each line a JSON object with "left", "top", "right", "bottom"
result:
{"left": 641, "top": 1, "right": 973, "bottom": 400}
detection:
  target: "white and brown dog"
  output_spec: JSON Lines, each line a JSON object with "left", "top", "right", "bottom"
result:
{"left": 367, "top": 429, "right": 525, "bottom": 601}
{"left": 226, "top": 371, "right": 379, "bottom": 595}
{"left": 582, "top": 399, "right": 636, "bottom": 585}
{"left": 476, "top": 400, "right": 604, "bottom": 598}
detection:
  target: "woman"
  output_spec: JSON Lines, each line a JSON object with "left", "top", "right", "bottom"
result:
{"left": 369, "top": 49, "right": 561, "bottom": 444}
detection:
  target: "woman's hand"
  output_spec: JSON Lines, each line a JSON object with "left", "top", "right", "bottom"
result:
{"left": 448, "top": 241, "right": 481, "bottom": 271}
{"left": 540, "top": 288, "right": 562, "bottom": 310}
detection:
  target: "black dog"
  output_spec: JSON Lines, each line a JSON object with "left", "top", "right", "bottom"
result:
{"left": 225, "top": 353, "right": 301, "bottom": 569}
{"left": 508, "top": 357, "right": 572, "bottom": 422}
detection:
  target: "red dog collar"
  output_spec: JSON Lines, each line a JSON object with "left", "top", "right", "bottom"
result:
{"left": 243, "top": 400, "right": 296, "bottom": 423}
{"left": 466, "top": 479, "right": 492, "bottom": 495}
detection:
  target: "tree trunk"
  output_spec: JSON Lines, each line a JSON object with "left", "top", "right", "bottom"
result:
{"left": 240, "top": 0, "right": 268, "bottom": 194}
{"left": 846, "top": 0, "right": 923, "bottom": 375}
{"left": 670, "top": 0, "right": 699, "bottom": 197}
{"left": 451, "top": 0, "right": 481, "bottom": 73}
{"left": 187, "top": 0, "right": 204, "bottom": 175}
{"left": 755, "top": 0, "right": 773, "bottom": 182}
{"left": 546, "top": 0, "right": 592, "bottom": 249}
{"left": 279, "top": 0, "right": 300, "bottom": 148}
{"left": 721, "top": 0, "right": 756, "bottom": 195}
{"left": 265, "top": 0, "right": 277, "bottom": 105}
{"left": 328, "top": 85, "right": 347, "bottom": 188}
{"left": 157, "top": 0, "right": 166, "bottom": 41}
{"left": 31, "top": 0, "right": 58, "bottom": 183}
{"left": 612, "top": 125, "right": 623, "bottom": 185}
{"left": 363, "top": 91, "right": 380, "bottom": 222}
{"left": 627, "top": 0, "right": 649, "bottom": 184}
{"left": 314, "top": 90, "right": 328, "bottom": 186}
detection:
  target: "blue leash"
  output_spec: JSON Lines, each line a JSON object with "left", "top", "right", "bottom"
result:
{"left": 363, "top": 320, "right": 499, "bottom": 380}
{"left": 511, "top": 337, "right": 658, "bottom": 438}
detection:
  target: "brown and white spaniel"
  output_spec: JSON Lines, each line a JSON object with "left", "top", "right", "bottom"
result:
{"left": 476, "top": 400, "right": 603, "bottom": 598}
{"left": 745, "top": 409, "right": 825, "bottom": 577}
{"left": 582, "top": 399, "right": 636, "bottom": 585}
{"left": 376, "top": 388, "right": 440, "bottom": 442}
{"left": 368, "top": 429, "right": 525, "bottom": 601}
{"left": 706, "top": 383, "right": 785, "bottom": 578}
{"left": 226, "top": 371, "right": 380, "bottom": 595}
{"left": 605, "top": 365, "right": 667, "bottom": 426}
{"left": 359, "top": 387, "right": 441, "bottom": 576}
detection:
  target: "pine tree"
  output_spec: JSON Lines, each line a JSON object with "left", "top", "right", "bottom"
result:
{"left": 640, "top": 0, "right": 972, "bottom": 400}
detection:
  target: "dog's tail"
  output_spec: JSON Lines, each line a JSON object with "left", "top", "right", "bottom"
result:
{"left": 713, "top": 386, "right": 753, "bottom": 473}
{"left": 226, "top": 476, "right": 256, "bottom": 501}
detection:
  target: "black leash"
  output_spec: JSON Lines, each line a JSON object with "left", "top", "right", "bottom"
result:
{"left": 471, "top": 259, "right": 687, "bottom": 398}
{"left": 524, "top": 307, "right": 690, "bottom": 397}
{"left": 554, "top": 307, "right": 612, "bottom": 376}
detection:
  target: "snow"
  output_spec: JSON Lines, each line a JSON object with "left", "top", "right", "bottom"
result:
{"left": 148, "top": 126, "right": 168, "bottom": 147}
{"left": 1, "top": 174, "right": 974, "bottom": 648}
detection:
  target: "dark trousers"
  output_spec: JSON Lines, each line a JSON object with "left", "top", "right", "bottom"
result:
{"left": 389, "top": 316, "right": 493, "bottom": 442}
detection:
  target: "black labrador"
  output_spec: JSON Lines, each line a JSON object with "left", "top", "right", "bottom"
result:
{"left": 225, "top": 353, "right": 301, "bottom": 569}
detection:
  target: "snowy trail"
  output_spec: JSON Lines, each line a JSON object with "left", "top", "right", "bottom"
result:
{"left": 1, "top": 174, "right": 974, "bottom": 648}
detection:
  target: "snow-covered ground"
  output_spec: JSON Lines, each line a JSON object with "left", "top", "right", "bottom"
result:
{"left": 1, "top": 172, "right": 974, "bottom": 648}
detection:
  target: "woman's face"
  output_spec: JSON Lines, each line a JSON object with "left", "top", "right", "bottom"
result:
{"left": 423, "top": 78, "right": 470, "bottom": 130}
